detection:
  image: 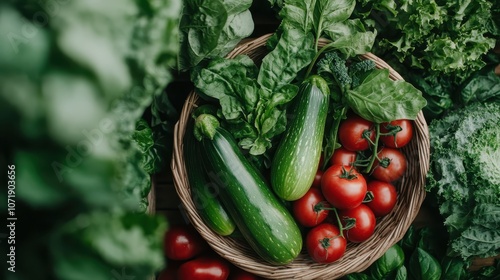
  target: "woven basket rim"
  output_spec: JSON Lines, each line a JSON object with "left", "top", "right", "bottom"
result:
{"left": 171, "top": 33, "right": 430, "bottom": 280}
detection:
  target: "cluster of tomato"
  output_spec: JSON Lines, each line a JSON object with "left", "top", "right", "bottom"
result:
{"left": 292, "top": 113, "right": 414, "bottom": 264}
{"left": 157, "top": 224, "right": 264, "bottom": 280}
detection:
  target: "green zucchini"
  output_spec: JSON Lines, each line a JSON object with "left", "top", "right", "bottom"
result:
{"left": 184, "top": 124, "right": 236, "bottom": 236}
{"left": 194, "top": 114, "right": 302, "bottom": 265}
{"left": 271, "top": 75, "right": 330, "bottom": 201}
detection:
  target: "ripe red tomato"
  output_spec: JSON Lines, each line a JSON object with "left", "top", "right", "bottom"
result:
{"left": 339, "top": 204, "right": 376, "bottom": 243}
{"left": 164, "top": 225, "right": 207, "bottom": 261}
{"left": 311, "top": 168, "right": 324, "bottom": 189}
{"left": 329, "top": 147, "right": 358, "bottom": 167}
{"left": 292, "top": 188, "right": 330, "bottom": 227}
{"left": 338, "top": 114, "right": 375, "bottom": 151}
{"left": 157, "top": 262, "right": 181, "bottom": 280}
{"left": 321, "top": 165, "right": 367, "bottom": 210}
{"left": 177, "top": 255, "right": 230, "bottom": 280}
{"left": 306, "top": 223, "right": 347, "bottom": 263}
{"left": 365, "top": 180, "right": 398, "bottom": 217}
{"left": 371, "top": 147, "right": 407, "bottom": 182}
{"left": 380, "top": 119, "right": 414, "bottom": 148}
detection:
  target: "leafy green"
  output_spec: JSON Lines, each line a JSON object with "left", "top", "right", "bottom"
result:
{"left": 459, "top": 65, "right": 500, "bottom": 105}
{"left": 346, "top": 224, "right": 500, "bottom": 280}
{"left": 313, "top": 0, "right": 356, "bottom": 42}
{"left": 258, "top": 28, "right": 316, "bottom": 91}
{"left": 346, "top": 68, "right": 426, "bottom": 123}
{"left": 427, "top": 102, "right": 500, "bottom": 260}
{"left": 343, "top": 273, "right": 369, "bottom": 280}
{"left": 355, "top": 0, "right": 499, "bottom": 120}
{"left": 192, "top": 54, "right": 300, "bottom": 159}
{"left": 178, "top": 0, "right": 254, "bottom": 70}
{"left": 0, "top": 1, "right": 180, "bottom": 279}
{"left": 369, "top": 244, "right": 405, "bottom": 279}
{"left": 315, "top": 51, "right": 425, "bottom": 123}
{"left": 409, "top": 248, "right": 442, "bottom": 280}
{"left": 322, "top": 19, "right": 377, "bottom": 57}
{"left": 276, "top": 0, "right": 375, "bottom": 56}
{"left": 441, "top": 256, "right": 468, "bottom": 280}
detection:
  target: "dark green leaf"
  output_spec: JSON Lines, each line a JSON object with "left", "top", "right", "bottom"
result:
{"left": 192, "top": 55, "right": 259, "bottom": 109}
{"left": 409, "top": 248, "right": 442, "bottom": 280}
{"left": 277, "top": 0, "right": 315, "bottom": 33}
{"left": 178, "top": 0, "right": 254, "bottom": 70}
{"left": 441, "top": 256, "right": 468, "bottom": 280}
{"left": 323, "top": 19, "right": 377, "bottom": 57}
{"left": 343, "top": 273, "right": 369, "bottom": 280}
{"left": 257, "top": 28, "right": 315, "bottom": 91}
{"left": 346, "top": 69, "right": 426, "bottom": 123}
{"left": 399, "top": 225, "right": 418, "bottom": 253}
{"left": 394, "top": 265, "right": 407, "bottom": 280}
{"left": 459, "top": 65, "right": 500, "bottom": 105}
{"left": 313, "top": 0, "right": 356, "bottom": 38}
{"left": 178, "top": 0, "right": 228, "bottom": 69}
{"left": 369, "top": 244, "right": 405, "bottom": 279}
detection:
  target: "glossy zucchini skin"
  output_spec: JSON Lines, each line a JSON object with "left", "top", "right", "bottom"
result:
{"left": 184, "top": 125, "right": 236, "bottom": 236}
{"left": 271, "top": 75, "right": 330, "bottom": 201}
{"left": 195, "top": 114, "right": 302, "bottom": 265}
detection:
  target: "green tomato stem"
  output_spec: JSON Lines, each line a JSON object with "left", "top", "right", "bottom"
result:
{"left": 365, "top": 123, "right": 381, "bottom": 173}
{"left": 322, "top": 106, "right": 347, "bottom": 171}
{"left": 332, "top": 208, "right": 345, "bottom": 238}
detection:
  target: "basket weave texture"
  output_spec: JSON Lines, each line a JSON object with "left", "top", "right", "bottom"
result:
{"left": 171, "top": 33, "right": 430, "bottom": 280}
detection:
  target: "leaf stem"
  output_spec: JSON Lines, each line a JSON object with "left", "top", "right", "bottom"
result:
{"left": 304, "top": 42, "right": 336, "bottom": 79}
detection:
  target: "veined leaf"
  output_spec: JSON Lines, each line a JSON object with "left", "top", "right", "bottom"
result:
{"left": 313, "top": 0, "right": 356, "bottom": 38}
{"left": 346, "top": 69, "right": 426, "bottom": 123}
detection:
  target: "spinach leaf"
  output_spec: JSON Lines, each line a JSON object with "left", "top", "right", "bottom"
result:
{"left": 277, "top": 0, "right": 315, "bottom": 33}
{"left": 369, "top": 244, "right": 405, "bottom": 279}
{"left": 394, "top": 265, "right": 408, "bottom": 280}
{"left": 192, "top": 54, "right": 298, "bottom": 158}
{"left": 409, "top": 248, "right": 442, "bottom": 280}
{"left": 192, "top": 55, "right": 259, "bottom": 119}
{"left": 313, "top": 0, "right": 356, "bottom": 42}
{"left": 346, "top": 68, "right": 426, "bottom": 123}
{"left": 210, "top": 10, "right": 255, "bottom": 58}
{"left": 323, "top": 19, "right": 377, "bottom": 57}
{"left": 399, "top": 225, "right": 418, "bottom": 253}
{"left": 258, "top": 28, "right": 316, "bottom": 91}
{"left": 417, "top": 226, "right": 448, "bottom": 261}
{"left": 179, "top": 0, "right": 228, "bottom": 70}
{"left": 276, "top": 0, "right": 374, "bottom": 56}
{"left": 441, "top": 256, "right": 468, "bottom": 280}
{"left": 343, "top": 273, "right": 370, "bottom": 280}
{"left": 178, "top": 0, "right": 254, "bottom": 70}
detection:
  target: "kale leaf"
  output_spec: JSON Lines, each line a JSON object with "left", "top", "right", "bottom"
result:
{"left": 427, "top": 102, "right": 500, "bottom": 260}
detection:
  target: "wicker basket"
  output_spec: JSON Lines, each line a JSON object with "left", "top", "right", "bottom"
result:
{"left": 171, "top": 33, "right": 430, "bottom": 280}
